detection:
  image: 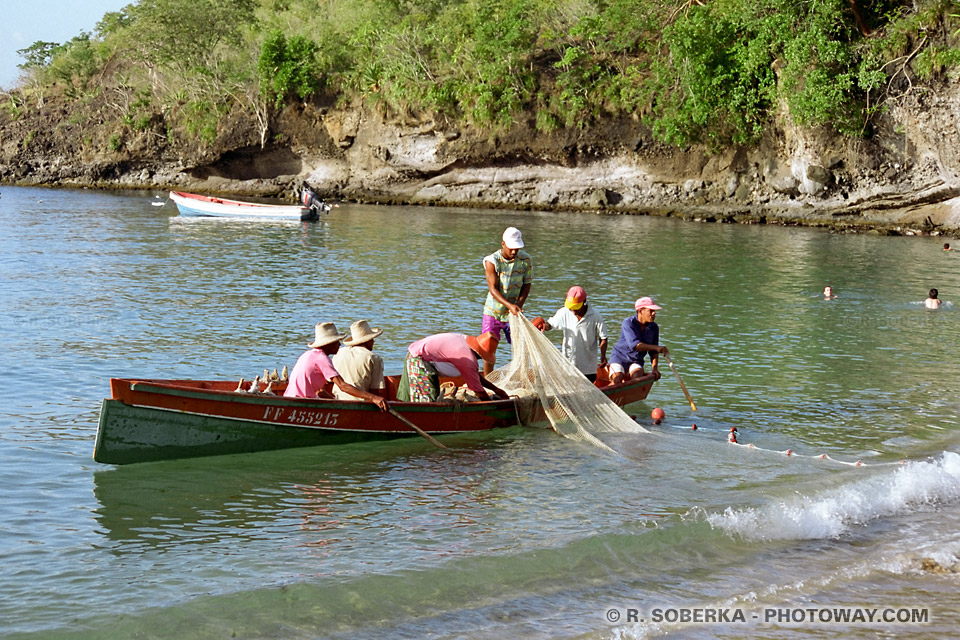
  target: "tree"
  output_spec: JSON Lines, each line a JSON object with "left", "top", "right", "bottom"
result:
{"left": 17, "top": 41, "right": 61, "bottom": 71}
{"left": 16, "top": 41, "right": 61, "bottom": 105}
{"left": 96, "top": 8, "right": 135, "bottom": 38}
{"left": 125, "top": 0, "right": 257, "bottom": 72}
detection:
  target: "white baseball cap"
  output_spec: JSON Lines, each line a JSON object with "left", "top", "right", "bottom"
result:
{"left": 502, "top": 227, "right": 524, "bottom": 249}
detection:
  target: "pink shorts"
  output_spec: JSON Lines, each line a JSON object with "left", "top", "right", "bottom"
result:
{"left": 481, "top": 315, "right": 511, "bottom": 344}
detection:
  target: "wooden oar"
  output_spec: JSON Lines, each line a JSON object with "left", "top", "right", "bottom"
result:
{"left": 664, "top": 354, "right": 698, "bottom": 412}
{"left": 388, "top": 408, "right": 450, "bottom": 449}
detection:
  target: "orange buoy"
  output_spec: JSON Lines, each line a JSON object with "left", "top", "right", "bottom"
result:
{"left": 651, "top": 407, "right": 665, "bottom": 424}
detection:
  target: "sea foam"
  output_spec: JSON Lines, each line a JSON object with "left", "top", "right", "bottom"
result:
{"left": 706, "top": 451, "right": 960, "bottom": 541}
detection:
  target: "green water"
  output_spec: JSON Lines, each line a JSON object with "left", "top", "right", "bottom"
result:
{"left": 2, "top": 186, "right": 959, "bottom": 639}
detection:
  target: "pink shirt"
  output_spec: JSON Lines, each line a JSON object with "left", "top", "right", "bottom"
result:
{"left": 407, "top": 333, "right": 484, "bottom": 394}
{"left": 283, "top": 349, "right": 341, "bottom": 398}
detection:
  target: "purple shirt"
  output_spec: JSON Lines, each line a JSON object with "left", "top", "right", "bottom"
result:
{"left": 283, "top": 349, "right": 341, "bottom": 398}
{"left": 610, "top": 317, "right": 659, "bottom": 367}
{"left": 408, "top": 333, "right": 485, "bottom": 394}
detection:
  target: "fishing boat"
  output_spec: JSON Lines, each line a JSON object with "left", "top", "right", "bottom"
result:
{"left": 93, "top": 373, "right": 657, "bottom": 465}
{"left": 169, "top": 187, "right": 330, "bottom": 221}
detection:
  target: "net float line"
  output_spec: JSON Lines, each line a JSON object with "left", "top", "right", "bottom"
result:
{"left": 634, "top": 417, "right": 907, "bottom": 468}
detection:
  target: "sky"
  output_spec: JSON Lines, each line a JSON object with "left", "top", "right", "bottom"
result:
{"left": 0, "top": 1, "right": 131, "bottom": 90}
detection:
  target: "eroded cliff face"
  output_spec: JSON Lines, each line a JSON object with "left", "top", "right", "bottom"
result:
{"left": 3, "top": 74, "right": 960, "bottom": 234}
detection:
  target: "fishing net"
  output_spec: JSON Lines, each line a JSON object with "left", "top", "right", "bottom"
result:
{"left": 487, "top": 313, "right": 649, "bottom": 451}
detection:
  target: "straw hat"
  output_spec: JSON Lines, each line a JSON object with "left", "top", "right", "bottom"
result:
{"left": 307, "top": 322, "right": 347, "bottom": 348}
{"left": 465, "top": 332, "right": 499, "bottom": 365}
{"left": 342, "top": 319, "right": 383, "bottom": 346}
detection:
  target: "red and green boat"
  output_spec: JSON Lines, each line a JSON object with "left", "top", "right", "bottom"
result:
{"left": 94, "top": 373, "right": 657, "bottom": 464}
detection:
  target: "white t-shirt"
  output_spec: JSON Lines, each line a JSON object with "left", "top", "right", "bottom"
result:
{"left": 546, "top": 305, "right": 607, "bottom": 374}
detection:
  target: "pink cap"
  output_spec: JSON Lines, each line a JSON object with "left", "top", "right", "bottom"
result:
{"left": 565, "top": 286, "right": 586, "bottom": 310}
{"left": 634, "top": 296, "right": 662, "bottom": 311}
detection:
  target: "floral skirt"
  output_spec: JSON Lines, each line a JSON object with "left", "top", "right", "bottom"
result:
{"left": 397, "top": 355, "right": 439, "bottom": 402}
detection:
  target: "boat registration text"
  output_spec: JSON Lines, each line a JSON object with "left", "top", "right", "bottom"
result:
{"left": 263, "top": 406, "right": 339, "bottom": 426}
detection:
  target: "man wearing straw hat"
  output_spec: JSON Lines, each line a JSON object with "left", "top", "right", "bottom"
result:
{"left": 609, "top": 297, "right": 670, "bottom": 385}
{"left": 332, "top": 320, "right": 386, "bottom": 400}
{"left": 283, "top": 322, "right": 388, "bottom": 411}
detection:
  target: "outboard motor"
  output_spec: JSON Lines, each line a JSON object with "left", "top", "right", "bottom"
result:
{"left": 300, "top": 185, "right": 331, "bottom": 221}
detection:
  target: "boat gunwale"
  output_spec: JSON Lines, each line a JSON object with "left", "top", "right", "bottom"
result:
{"left": 169, "top": 191, "right": 309, "bottom": 211}
{"left": 119, "top": 378, "right": 519, "bottom": 414}
{"left": 113, "top": 373, "right": 657, "bottom": 413}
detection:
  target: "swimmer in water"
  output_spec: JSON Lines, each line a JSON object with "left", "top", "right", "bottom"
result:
{"left": 925, "top": 288, "right": 942, "bottom": 310}
{"left": 823, "top": 286, "right": 837, "bottom": 300}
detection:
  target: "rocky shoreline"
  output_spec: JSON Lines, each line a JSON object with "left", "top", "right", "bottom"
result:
{"left": 3, "top": 77, "right": 960, "bottom": 237}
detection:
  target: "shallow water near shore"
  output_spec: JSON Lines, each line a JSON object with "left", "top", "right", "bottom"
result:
{"left": 2, "top": 185, "right": 959, "bottom": 639}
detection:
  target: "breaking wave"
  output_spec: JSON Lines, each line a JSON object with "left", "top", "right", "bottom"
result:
{"left": 707, "top": 451, "right": 960, "bottom": 541}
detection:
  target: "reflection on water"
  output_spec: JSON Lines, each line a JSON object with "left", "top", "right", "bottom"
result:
{"left": 91, "top": 435, "right": 526, "bottom": 560}
{"left": 3, "top": 186, "right": 960, "bottom": 638}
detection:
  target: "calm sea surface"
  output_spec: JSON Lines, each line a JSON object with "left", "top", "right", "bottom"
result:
{"left": 2, "top": 185, "right": 959, "bottom": 639}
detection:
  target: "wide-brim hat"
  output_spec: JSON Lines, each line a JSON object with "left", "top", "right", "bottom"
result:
{"left": 465, "top": 332, "right": 499, "bottom": 365}
{"left": 308, "top": 322, "right": 347, "bottom": 348}
{"left": 343, "top": 319, "right": 383, "bottom": 346}
{"left": 634, "top": 296, "right": 662, "bottom": 311}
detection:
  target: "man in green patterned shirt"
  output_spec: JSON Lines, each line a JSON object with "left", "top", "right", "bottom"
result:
{"left": 481, "top": 227, "right": 533, "bottom": 375}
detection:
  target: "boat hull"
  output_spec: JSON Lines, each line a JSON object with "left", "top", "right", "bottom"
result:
{"left": 94, "top": 375, "right": 656, "bottom": 464}
{"left": 169, "top": 191, "right": 317, "bottom": 221}
{"left": 95, "top": 398, "right": 454, "bottom": 464}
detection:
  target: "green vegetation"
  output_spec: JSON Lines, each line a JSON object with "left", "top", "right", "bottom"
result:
{"left": 11, "top": 0, "right": 960, "bottom": 150}
{"left": 258, "top": 31, "right": 319, "bottom": 107}
{"left": 5, "top": 93, "right": 25, "bottom": 120}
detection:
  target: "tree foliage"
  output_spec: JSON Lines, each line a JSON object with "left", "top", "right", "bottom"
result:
{"left": 124, "top": 0, "right": 257, "bottom": 72}
{"left": 16, "top": 42, "right": 62, "bottom": 71}
{"left": 258, "top": 31, "right": 319, "bottom": 107}
{"left": 12, "top": 0, "right": 960, "bottom": 148}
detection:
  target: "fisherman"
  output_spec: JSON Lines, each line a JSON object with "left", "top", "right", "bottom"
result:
{"left": 532, "top": 286, "right": 608, "bottom": 382}
{"left": 609, "top": 297, "right": 669, "bottom": 384}
{"left": 331, "top": 320, "right": 385, "bottom": 400}
{"left": 398, "top": 332, "right": 510, "bottom": 402}
{"left": 481, "top": 226, "right": 532, "bottom": 375}
{"left": 283, "top": 322, "right": 388, "bottom": 411}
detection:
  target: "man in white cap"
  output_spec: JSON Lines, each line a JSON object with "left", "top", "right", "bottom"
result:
{"left": 481, "top": 226, "right": 532, "bottom": 375}
{"left": 609, "top": 297, "right": 670, "bottom": 385}
{"left": 533, "top": 285, "right": 608, "bottom": 382}
{"left": 283, "top": 322, "right": 388, "bottom": 411}
{"left": 332, "top": 320, "right": 386, "bottom": 400}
